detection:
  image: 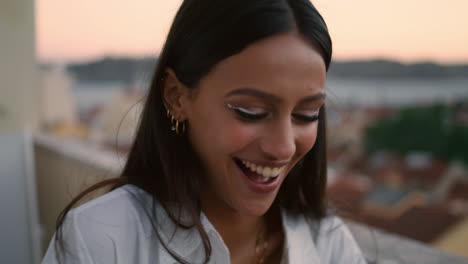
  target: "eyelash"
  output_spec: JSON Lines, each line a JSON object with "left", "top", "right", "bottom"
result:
{"left": 234, "top": 108, "right": 268, "bottom": 120}
{"left": 227, "top": 104, "right": 320, "bottom": 123}
{"left": 292, "top": 113, "right": 320, "bottom": 123}
{"left": 226, "top": 104, "right": 267, "bottom": 120}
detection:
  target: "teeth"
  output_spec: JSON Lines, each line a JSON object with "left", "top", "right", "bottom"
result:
{"left": 256, "top": 166, "right": 263, "bottom": 174}
{"left": 272, "top": 168, "right": 279, "bottom": 176}
{"left": 240, "top": 159, "right": 285, "bottom": 178}
{"left": 251, "top": 163, "right": 257, "bottom": 171}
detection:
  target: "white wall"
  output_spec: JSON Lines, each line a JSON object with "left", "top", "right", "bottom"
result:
{"left": 0, "top": 0, "right": 40, "bottom": 263}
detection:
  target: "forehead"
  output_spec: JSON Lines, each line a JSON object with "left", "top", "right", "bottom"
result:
{"left": 198, "top": 32, "right": 326, "bottom": 98}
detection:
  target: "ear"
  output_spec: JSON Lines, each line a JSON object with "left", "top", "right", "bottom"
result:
{"left": 162, "top": 68, "right": 189, "bottom": 121}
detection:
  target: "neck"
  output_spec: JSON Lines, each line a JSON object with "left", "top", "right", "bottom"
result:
{"left": 201, "top": 196, "right": 265, "bottom": 252}
{"left": 199, "top": 187, "right": 284, "bottom": 263}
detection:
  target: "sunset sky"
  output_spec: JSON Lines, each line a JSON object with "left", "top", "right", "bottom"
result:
{"left": 36, "top": 0, "right": 468, "bottom": 63}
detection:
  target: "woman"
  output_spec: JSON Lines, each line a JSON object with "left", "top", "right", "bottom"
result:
{"left": 43, "top": 0, "right": 366, "bottom": 263}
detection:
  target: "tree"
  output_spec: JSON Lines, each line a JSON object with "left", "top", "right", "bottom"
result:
{"left": 365, "top": 103, "right": 468, "bottom": 165}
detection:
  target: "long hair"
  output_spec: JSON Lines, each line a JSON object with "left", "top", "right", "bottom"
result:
{"left": 55, "top": 0, "right": 332, "bottom": 263}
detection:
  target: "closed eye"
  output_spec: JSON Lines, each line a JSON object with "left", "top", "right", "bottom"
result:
{"left": 292, "top": 113, "right": 319, "bottom": 122}
{"left": 226, "top": 104, "right": 268, "bottom": 120}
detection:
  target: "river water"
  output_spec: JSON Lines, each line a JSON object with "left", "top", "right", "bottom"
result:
{"left": 73, "top": 78, "right": 468, "bottom": 111}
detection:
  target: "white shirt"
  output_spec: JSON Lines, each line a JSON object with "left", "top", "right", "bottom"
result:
{"left": 42, "top": 184, "right": 366, "bottom": 264}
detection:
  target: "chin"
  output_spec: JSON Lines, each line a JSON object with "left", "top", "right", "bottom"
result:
{"left": 236, "top": 195, "right": 277, "bottom": 216}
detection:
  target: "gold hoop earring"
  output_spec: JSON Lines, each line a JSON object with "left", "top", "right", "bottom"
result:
{"left": 166, "top": 109, "right": 186, "bottom": 135}
{"left": 175, "top": 120, "right": 186, "bottom": 135}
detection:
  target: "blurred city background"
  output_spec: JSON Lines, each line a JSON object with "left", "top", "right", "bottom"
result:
{"left": 1, "top": 0, "right": 468, "bottom": 263}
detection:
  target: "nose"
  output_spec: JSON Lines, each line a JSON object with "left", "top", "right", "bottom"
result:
{"left": 259, "top": 119, "right": 296, "bottom": 161}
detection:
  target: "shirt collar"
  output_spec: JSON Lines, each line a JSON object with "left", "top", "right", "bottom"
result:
{"left": 157, "top": 207, "right": 322, "bottom": 264}
{"left": 152, "top": 199, "right": 230, "bottom": 262}
{"left": 123, "top": 185, "right": 209, "bottom": 261}
{"left": 280, "top": 210, "right": 321, "bottom": 264}
{"left": 127, "top": 184, "right": 321, "bottom": 263}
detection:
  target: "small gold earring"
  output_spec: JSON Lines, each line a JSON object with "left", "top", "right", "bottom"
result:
{"left": 167, "top": 109, "right": 176, "bottom": 131}
{"left": 175, "top": 120, "right": 186, "bottom": 135}
{"left": 166, "top": 109, "right": 186, "bottom": 135}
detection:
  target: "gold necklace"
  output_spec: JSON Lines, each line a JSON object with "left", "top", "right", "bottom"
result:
{"left": 254, "top": 224, "right": 269, "bottom": 264}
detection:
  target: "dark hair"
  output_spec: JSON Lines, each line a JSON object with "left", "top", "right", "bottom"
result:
{"left": 56, "top": 0, "right": 332, "bottom": 263}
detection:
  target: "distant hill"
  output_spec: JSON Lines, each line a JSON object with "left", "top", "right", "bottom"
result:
{"left": 67, "top": 57, "right": 157, "bottom": 84}
{"left": 65, "top": 57, "right": 468, "bottom": 83}
{"left": 328, "top": 59, "right": 468, "bottom": 79}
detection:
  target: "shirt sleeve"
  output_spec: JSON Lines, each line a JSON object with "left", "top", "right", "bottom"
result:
{"left": 41, "top": 211, "right": 94, "bottom": 264}
{"left": 315, "top": 216, "right": 367, "bottom": 264}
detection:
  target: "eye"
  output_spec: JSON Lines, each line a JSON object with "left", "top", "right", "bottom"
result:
{"left": 226, "top": 104, "right": 268, "bottom": 120}
{"left": 292, "top": 110, "right": 320, "bottom": 123}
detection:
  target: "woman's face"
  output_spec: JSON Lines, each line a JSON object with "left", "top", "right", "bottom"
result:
{"left": 181, "top": 32, "right": 326, "bottom": 216}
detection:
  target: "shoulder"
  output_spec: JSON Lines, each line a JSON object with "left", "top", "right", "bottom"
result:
{"left": 281, "top": 211, "right": 366, "bottom": 264}
{"left": 314, "top": 216, "right": 367, "bottom": 264}
{"left": 42, "top": 185, "right": 158, "bottom": 263}
{"left": 71, "top": 184, "right": 153, "bottom": 225}
{"left": 63, "top": 184, "right": 156, "bottom": 237}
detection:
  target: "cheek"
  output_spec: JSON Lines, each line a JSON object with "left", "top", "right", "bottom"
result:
{"left": 218, "top": 120, "right": 258, "bottom": 153}
{"left": 296, "top": 123, "right": 320, "bottom": 156}
{"left": 189, "top": 113, "right": 257, "bottom": 162}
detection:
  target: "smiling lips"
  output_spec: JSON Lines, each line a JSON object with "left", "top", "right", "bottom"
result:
{"left": 234, "top": 158, "right": 287, "bottom": 192}
{"left": 240, "top": 159, "right": 286, "bottom": 179}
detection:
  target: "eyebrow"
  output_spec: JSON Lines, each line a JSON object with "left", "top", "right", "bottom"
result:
{"left": 224, "top": 87, "right": 326, "bottom": 104}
